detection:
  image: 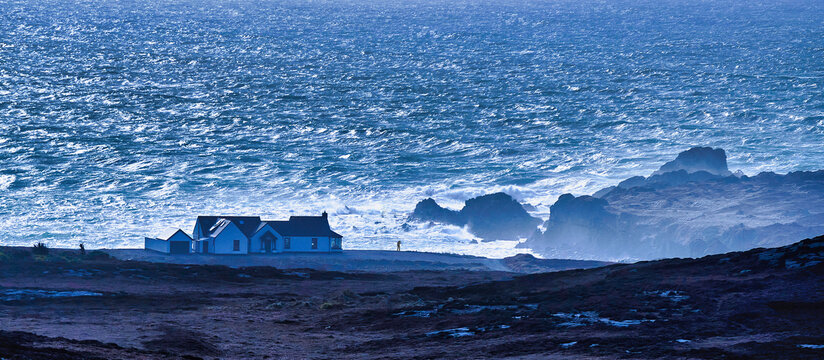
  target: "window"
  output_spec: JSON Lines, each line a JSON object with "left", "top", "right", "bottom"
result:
{"left": 233, "top": 240, "right": 240, "bottom": 251}
{"left": 331, "top": 238, "right": 341, "bottom": 250}
{"left": 311, "top": 238, "right": 318, "bottom": 249}
{"left": 284, "top": 237, "right": 291, "bottom": 249}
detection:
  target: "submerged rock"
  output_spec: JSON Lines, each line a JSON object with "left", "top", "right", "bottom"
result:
{"left": 409, "top": 192, "right": 541, "bottom": 241}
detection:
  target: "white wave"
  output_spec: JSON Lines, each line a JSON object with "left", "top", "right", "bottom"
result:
{"left": 0, "top": 175, "right": 15, "bottom": 191}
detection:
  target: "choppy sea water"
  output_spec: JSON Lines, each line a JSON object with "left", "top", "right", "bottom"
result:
{"left": 1, "top": 0, "right": 823, "bottom": 257}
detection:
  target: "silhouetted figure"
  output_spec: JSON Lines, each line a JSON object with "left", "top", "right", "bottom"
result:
{"left": 79, "top": 243, "right": 86, "bottom": 256}
{"left": 397, "top": 240, "right": 401, "bottom": 251}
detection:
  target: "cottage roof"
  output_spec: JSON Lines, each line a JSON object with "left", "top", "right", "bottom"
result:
{"left": 155, "top": 227, "right": 192, "bottom": 241}
{"left": 263, "top": 215, "right": 342, "bottom": 238}
{"left": 196, "top": 216, "right": 261, "bottom": 238}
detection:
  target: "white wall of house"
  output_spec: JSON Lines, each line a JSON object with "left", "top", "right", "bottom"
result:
{"left": 212, "top": 222, "right": 249, "bottom": 254}
{"left": 249, "top": 225, "right": 283, "bottom": 253}
{"left": 282, "top": 236, "right": 341, "bottom": 252}
{"left": 145, "top": 237, "right": 169, "bottom": 253}
{"left": 196, "top": 239, "right": 210, "bottom": 253}
{"left": 331, "top": 237, "right": 343, "bottom": 251}
{"left": 193, "top": 222, "right": 204, "bottom": 240}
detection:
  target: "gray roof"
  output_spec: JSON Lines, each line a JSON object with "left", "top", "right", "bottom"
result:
{"left": 195, "top": 214, "right": 343, "bottom": 239}
{"left": 154, "top": 228, "right": 192, "bottom": 241}
{"left": 196, "top": 216, "right": 261, "bottom": 238}
{"left": 263, "top": 215, "right": 342, "bottom": 238}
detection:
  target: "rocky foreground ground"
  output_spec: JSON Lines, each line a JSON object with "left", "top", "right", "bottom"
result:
{"left": 1, "top": 236, "right": 823, "bottom": 359}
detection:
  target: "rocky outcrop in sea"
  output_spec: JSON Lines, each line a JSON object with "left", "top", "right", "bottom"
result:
{"left": 521, "top": 147, "right": 824, "bottom": 260}
{"left": 409, "top": 147, "right": 824, "bottom": 260}
{"left": 409, "top": 192, "right": 541, "bottom": 241}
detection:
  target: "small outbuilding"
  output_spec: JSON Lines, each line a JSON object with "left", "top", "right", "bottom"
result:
{"left": 144, "top": 228, "right": 193, "bottom": 254}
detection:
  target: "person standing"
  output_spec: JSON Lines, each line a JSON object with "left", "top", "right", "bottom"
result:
{"left": 396, "top": 240, "right": 401, "bottom": 251}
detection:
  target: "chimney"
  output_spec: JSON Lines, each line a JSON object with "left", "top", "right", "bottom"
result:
{"left": 322, "top": 211, "right": 328, "bottom": 218}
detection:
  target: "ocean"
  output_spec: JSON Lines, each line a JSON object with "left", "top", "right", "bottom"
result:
{"left": 1, "top": 0, "right": 823, "bottom": 257}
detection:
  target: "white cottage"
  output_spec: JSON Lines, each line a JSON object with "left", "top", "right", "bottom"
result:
{"left": 192, "top": 216, "right": 260, "bottom": 254}
{"left": 144, "top": 228, "right": 193, "bottom": 254}
{"left": 191, "top": 212, "right": 343, "bottom": 255}
{"left": 251, "top": 213, "right": 343, "bottom": 253}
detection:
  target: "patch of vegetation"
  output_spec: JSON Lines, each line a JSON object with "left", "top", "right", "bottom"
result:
{"left": 0, "top": 249, "right": 32, "bottom": 264}
{"left": 0, "top": 246, "right": 112, "bottom": 264}
{"left": 47, "top": 253, "right": 81, "bottom": 263}
{"left": 85, "top": 250, "right": 111, "bottom": 261}
{"left": 319, "top": 289, "right": 361, "bottom": 310}
{"left": 14, "top": 249, "right": 32, "bottom": 260}
{"left": 32, "top": 242, "right": 49, "bottom": 256}
{"left": 320, "top": 301, "right": 344, "bottom": 310}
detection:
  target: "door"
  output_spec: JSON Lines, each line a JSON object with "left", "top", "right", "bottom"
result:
{"left": 202, "top": 241, "right": 208, "bottom": 254}
{"left": 263, "top": 232, "right": 274, "bottom": 253}
{"left": 170, "top": 241, "right": 190, "bottom": 254}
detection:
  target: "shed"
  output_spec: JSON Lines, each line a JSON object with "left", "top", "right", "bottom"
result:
{"left": 144, "top": 228, "right": 193, "bottom": 254}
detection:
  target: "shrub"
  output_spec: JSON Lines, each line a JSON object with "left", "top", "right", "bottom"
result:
{"left": 32, "top": 242, "right": 49, "bottom": 256}
{"left": 319, "top": 301, "right": 343, "bottom": 310}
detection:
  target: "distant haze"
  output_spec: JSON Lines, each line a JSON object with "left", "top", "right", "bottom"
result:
{"left": 0, "top": 0, "right": 822, "bottom": 257}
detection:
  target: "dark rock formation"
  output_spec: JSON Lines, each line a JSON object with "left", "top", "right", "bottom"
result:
{"left": 548, "top": 194, "right": 613, "bottom": 227}
{"left": 539, "top": 194, "right": 619, "bottom": 253}
{"left": 521, "top": 147, "right": 824, "bottom": 260}
{"left": 520, "top": 194, "right": 639, "bottom": 258}
{"left": 653, "top": 146, "right": 731, "bottom": 176}
{"left": 409, "top": 192, "right": 541, "bottom": 241}
{"left": 410, "top": 198, "right": 463, "bottom": 225}
{"left": 501, "top": 253, "right": 612, "bottom": 273}
{"left": 461, "top": 193, "right": 543, "bottom": 241}
{"left": 619, "top": 170, "right": 726, "bottom": 190}
{"left": 593, "top": 147, "right": 733, "bottom": 199}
